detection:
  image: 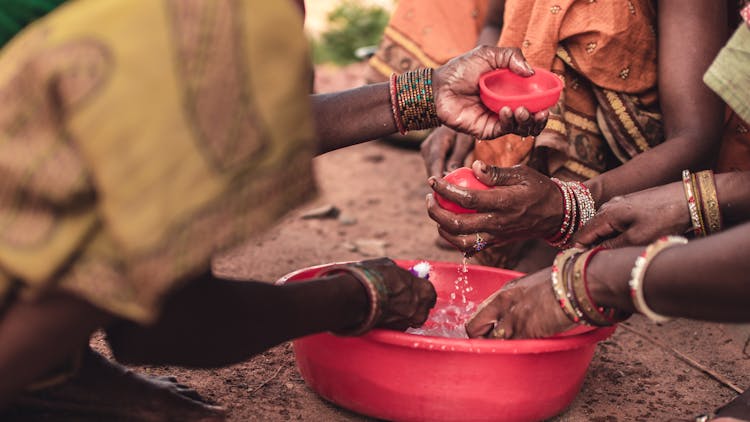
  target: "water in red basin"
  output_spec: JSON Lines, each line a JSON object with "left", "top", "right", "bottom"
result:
{"left": 277, "top": 260, "right": 615, "bottom": 422}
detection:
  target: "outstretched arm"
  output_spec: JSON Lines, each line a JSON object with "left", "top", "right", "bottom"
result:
{"left": 466, "top": 222, "right": 750, "bottom": 339}
{"left": 311, "top": 46, "right": 548, "bottom": 154}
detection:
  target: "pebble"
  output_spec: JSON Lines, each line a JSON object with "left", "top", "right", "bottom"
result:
{"left": 300, "top": 204, "right": 340, "bottom": 219}
{"left": 338, "top": 214, "right": 357, "bottom": 225}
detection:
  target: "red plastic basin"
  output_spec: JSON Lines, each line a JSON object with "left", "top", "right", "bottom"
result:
{"left": 277, "top": 260, "right": 615, "bottom": 422}
{"left": 479, "top": 68, "right": 563, "bottom": 113}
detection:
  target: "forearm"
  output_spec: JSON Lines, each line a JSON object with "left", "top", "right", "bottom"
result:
{"left": 585, "top": 0, "right": 726, "bottom": 206}
{"left": 715, "top": 171, "right": 750, "bottom": 226}
{"left": 585, "top": 134, "right": 717, "bottom": 205}
{"left": 108, "top": 272, "right": 368, "bottom": 367}
{"left": 311, "top": 83, "right": 397, "bottom": 154}
{"left": 588, "top": 222, "right": 750, "bottom": 322}
{"left": 476, "top": 0, "right": 504, "bottom": 46}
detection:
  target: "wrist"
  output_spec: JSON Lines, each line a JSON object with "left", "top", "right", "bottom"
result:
{"left": 324, "top": 272, "right": 370, "bottom": 332}
{"left": 587, "top": 248, "right": 640, "bottom": 312}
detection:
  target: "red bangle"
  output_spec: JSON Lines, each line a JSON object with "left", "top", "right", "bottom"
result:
{"left": 389, "top": 73, "right": 407, "bottom": 135}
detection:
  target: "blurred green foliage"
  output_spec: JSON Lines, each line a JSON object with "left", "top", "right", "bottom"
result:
{"left": 312, "top": 1, "right": 389, "bottom": 65}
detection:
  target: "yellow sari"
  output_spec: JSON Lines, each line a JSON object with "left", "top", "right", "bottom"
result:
{"left": 0, "top": 0, "right": 316, "bottom": 324}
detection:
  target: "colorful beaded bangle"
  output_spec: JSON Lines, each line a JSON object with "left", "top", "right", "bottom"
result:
{"left": 682, "top": 170, "right": 705, "bottom": 237}
{"left": 551, "top": 247, "right": 585, "bottom": 324}
{"left": 694, "top": 170, "right": 722, "bottom": 235}
{"left": 570, "top": 181, "right": 596, "bottom": 229}
{"left": 545, "top": 178, "right": 571, "bottom": 245}
{"left": 389, "top": 73, "right": 407, "bottom": 135}
{"left": 628, "top": 236, "right": 687, "bottom": 324}
{"left": 314, "top": 263, "right": 389, "bottom": 336}
{"left": 394, "top": 68, "right": 440, "bottom": 133}
{"left": 547, "top": 179, "right": 578, "bottom": 248}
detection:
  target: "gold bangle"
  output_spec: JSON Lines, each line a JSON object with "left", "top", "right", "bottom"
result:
{"left": 551, "top": 247, "right": 585, "bottom": 324}
{"left": 682, "top": 170, "right": 705, "bottom": 237}
{"left": 571, "top": 247, "right": 615, "bottom": 327}
{"left": 695, "top": 170, "right": 722, "bottom": 235}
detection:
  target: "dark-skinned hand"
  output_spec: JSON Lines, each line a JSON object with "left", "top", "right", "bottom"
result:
{"left": 357, "top": 258, "right": 437, "bottom": 331}
{"left": 573, "top": 181, "right": 691, "bottom": 249}
{"left": 426, "top": 161, "right": 562, "bottom": 254}
{"left": 465, "top": 269, "right": 575, "bottom": 339}
{"left": 432, "top": 46, "right": 549, "bottom": 140}
{"left": 420, "top": 126, "right": 475, "bottom": 179}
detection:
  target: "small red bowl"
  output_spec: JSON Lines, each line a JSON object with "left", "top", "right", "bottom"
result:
{"left": 279, "top": 260, "right": 615, "bottom": 422}
{"left": 479, "top": 68, "right": 563, "bottom": 113}
{"left": 435, "top": 167, "right": 490, "bottom": 214}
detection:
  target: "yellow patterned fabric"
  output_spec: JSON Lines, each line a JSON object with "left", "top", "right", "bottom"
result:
{"left": 0, "top": 0, "right": 317, "bottom": 323}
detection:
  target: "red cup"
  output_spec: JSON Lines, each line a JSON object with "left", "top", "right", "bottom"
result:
{"left": 434, "top": 167, "right": 490, "bottom": 214}
{"left": 479, "top": 68, "right": 563, "bottom": 113}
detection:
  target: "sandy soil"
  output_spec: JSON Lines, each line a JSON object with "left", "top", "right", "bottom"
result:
{"left": 85, "top": 64, "right": 750, "bottom": 421}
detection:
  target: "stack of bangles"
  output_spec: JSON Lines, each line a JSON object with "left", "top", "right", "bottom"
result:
{"left": 389, "top": 69, "right": 441, "bottom": 135}
{"left": 313, "top": 263, "right": 389, "bottom": 336}
{"left": 546, "top": 178, "right": 596, "bottom": 248}
{"left": 681, "top": 169, "right": 723, "bottom": 236}
{"left": 552, "top": 236, "right": 689, "bottom": 326}
{"left": 551, "top": 246, "right": 629, "bottom": 327}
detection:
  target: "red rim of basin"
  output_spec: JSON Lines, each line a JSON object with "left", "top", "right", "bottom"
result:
{"left": 479, "top": 68, "right": 564, "bottom": 104}
{"left": 277, "top": 259, "right": 616, "bottom": 355}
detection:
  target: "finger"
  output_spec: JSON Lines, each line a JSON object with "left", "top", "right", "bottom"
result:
{"left": 427, "top": 194, "right": 500, "bottom": 233}
{"left": 512, "top": 107, "right": 534, "bottom": 137}
{"left": 487, "top": 316, "right": 515, "bottom": 340}
{"left": 437, "top": 228, "right": 497, "bottom": 254}
{"left": 465, "top": 290, "right": 506, "bottom": 338}
{"left": 599, "top": 233, "right": 634, "bottom": 249}
{"left": 531, "top": 110, "right": 550, "bottom": 136}
{"left": 501, "top": 47, "right": 534, "bottom": 77}
{"left": 572, "top": 211, "right": 628, "bottom": 248}
{"left": 471, "top": 160, "right": 527, "bottom": 187}
{"left": 446, "top": 134, "right": 474, "bottom": 172}
{"left": 497, "top": 106, "right": 516, "bottom": 134}
{"left": 420, "top": 128, "right": 453, "bottom": 178}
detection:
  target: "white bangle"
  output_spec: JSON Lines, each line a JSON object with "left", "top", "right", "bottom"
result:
{"left": 628, "top": 236, "right": 687, "bottom": 323}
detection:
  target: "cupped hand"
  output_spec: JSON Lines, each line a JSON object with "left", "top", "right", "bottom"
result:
{"left": 573, "top": 182, "right": 690, "bottom": 249}
{"left": 465, "top": 269, "right": 575, "bottom": 339}
{"left": 433, "top": 46, "right": 549, "bottom": 140}
{"left": 420, "top": 125, "right": 475, "bottom": 178}
{"left": 426, "top": 161, "right": 562, "bottom": 254}
{"left": 357, "top": 258, "right": 437, "bottom": 331}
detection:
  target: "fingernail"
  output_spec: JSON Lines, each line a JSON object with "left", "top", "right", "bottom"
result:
{"left": 478, "top": 161, "right": 489, "bottom": 173}
{"left": 524, "top": 62, "right": 534, "bottom": 74}
{"left": 427, "top": 177, "right": 436, "bottom": 187}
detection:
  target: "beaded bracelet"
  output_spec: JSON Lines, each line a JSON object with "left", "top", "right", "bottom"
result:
{"left": 551, "top": 247, "right": 585, "bottom": 323}
{"left": 314, "top": 263, "right": 389, "bottom": 336}
{"left": 570, "top": 181, "right": 596, "bottom": 229}
{"left": 682, "top": 170, "right": 705, "bottom": 237}
{"left": 546, "top": 178, "right": 595, "bottom": 249}
{"left": 694, "top": 170, "right": 722, "bottom": 235}
{"left": 389, "top": 69, "right": 441, "bottom": 135}
{"left": 628, "top": 236, "right": 687, "bottom": 324}
{"left": 388, "top": 73, "right": 407, "bottom": 135}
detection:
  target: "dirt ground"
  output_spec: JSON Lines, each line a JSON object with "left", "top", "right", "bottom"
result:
{"left": 87, "top": 64, "right": 750, "bottom": 421}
